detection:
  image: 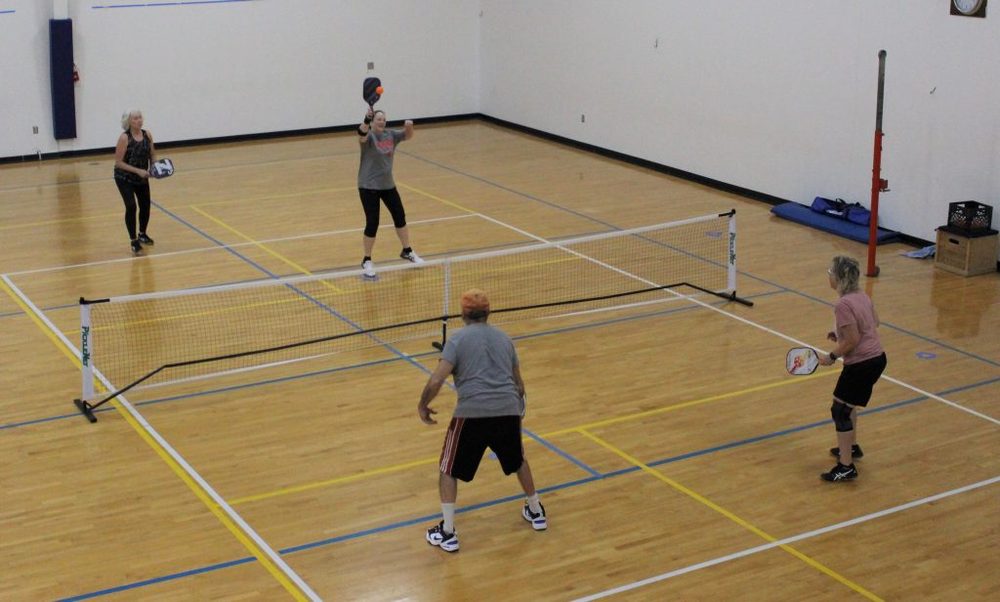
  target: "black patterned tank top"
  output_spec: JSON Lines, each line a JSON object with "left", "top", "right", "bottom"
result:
{"left": 114, "top": 130, "right": 151, "bottom": 183}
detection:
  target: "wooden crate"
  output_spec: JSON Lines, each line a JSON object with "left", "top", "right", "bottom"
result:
{"left": 935, "top": 228, "right": 999, "bottom": 276}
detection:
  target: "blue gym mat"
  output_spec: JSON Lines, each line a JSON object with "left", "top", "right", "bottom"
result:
{"left": 771, "top": 202, "right": 900, "bottom": 244}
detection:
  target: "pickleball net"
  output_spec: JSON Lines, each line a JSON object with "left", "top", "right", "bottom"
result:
{"left": 74, "top": 209, "right": 749, "bottom": 422}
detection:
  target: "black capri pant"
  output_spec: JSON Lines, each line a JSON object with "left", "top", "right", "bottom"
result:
{"left": 358, "top": 187, "right": 407, "bottom": 237}
{"left": 115, "top": 178, "right": 151, "bottom": 240}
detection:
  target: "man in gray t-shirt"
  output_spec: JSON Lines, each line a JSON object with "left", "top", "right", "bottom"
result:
{"left": 418, "top": 289, "right": 547, "bottom": 553}
{"left": 439, "top": 317, "right": 525, "bottom": 419}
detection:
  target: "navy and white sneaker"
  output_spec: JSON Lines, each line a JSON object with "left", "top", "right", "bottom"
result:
{"left": 400, "top": 249, "right": 425, "bottom": 264}
{"left": 137, "top": 233, "right": 155, "bottom": 245}
{"left": 522, "top": 502, "right": 547, "bottom": 531}
{"left": 821, "top": 463, "right": 858, "bottom": 482}
{"left": 130, "top": 239, "right": 142, "bottom": 255}
{"left": 426, "top": 521, "right": 459, "bottom": 552}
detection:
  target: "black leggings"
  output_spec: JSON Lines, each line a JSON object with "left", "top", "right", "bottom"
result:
{"left": 359, "top": 187, "right": 407, "bottom": 237}
{"left": 115, "top": 178, "right": 151, "bottom": 240}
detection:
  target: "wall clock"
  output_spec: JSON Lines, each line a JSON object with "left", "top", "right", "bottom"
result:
{"left": 951, "top": 0, "right": 987, "bottom": 17}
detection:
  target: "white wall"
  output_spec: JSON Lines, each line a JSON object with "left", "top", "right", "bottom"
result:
{"left": 2, "top": 0, "right": 479, "bottom": 156}
{"left": 4, "top": 1, "right": 999, "bottom": 245}
{"left": 479, "top": 1, "right": 1000, "bottom": 243}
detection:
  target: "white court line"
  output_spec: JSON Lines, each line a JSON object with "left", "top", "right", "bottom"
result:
{"left": 455, "top": 206, "right": 1000, "bottom": 597}
{"left": 0, "top": 150, "right": 359, "bottom": 193}
{"left": 573, "top": 475, "right": 1000, "bottom": 601}
{"left": 543, "top": 296, "right": 691, "bottom": 319}
{"left": 470, "top": 209, "right": 1000, "bottom": 428}
{"left": 132, "top": 330, "right": 432, "bottom": 393}
{"left": 1, "top": 274, "right": 322, "bottom": 601}
{"left": 6, "top": 214, "right": 475, "bottom": 277}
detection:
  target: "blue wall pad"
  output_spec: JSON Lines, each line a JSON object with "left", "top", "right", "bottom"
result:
{"left": 49, "top": 19, "right": 76, "bottom": 140}
{"left": 771, "top": 202, "right": 899, "bottom": 244}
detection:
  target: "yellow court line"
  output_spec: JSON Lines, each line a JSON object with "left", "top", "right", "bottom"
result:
{"left": 65, "top": 294, "right": 322, "bottom": 337}
{"left": 232, "top": 371, "right": 834, "bottom": 505}
{"left": 577, "top": 429, "right": 884, "bottom": 602}
{"left": 190, "top": 205, "right": 343, "bottom": 293}
{"left": 398, "top": 181, "right": 477, "bottom": 214}
{"left": 230, "top": 457, "right": 437, "bottom": 505}
{"left": 0, "top": 279, "right": 310, "bottom": 600}
{"left": 547, "top": 369, "right": 835, "bottom": 436}
{"left": 192, "top": 184, "right": 358, "bottom": 208}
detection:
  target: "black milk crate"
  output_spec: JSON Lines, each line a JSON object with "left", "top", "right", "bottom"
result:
{"left": 948, "top": 201, "right": 993, "bottom": 234}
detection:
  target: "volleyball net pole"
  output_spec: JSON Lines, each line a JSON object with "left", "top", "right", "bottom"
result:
{"left": 866, "top": 49, "right": 889, "bottom": 278}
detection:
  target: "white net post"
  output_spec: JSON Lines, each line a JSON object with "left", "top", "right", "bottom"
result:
{"left": 727, "top": 211, "right": 737, "bottom": 295}
{"left": 442, "top": 259, "right": 452, "bottom": 344}
{"left": 80, "top": 300, "right": 95, "bottom": 401}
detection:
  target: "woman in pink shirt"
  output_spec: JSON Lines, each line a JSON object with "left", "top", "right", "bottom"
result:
{"left": 817, "top": 256, "right": 887, "bottom": 482}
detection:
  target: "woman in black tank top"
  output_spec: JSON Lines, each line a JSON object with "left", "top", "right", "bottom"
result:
{"left": 114, "top": 110, "right": 157, "bottom": 254}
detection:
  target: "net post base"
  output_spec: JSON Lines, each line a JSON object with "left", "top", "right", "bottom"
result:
{"left": 74, "top": 398, "right": 98, "bottom": 423}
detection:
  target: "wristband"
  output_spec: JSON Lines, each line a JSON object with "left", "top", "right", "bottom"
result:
{"left": 357, "top": 125, "right": 368, "bottom": 136}
{"left": 363, "top": 116, "right": 372, "bottom": 125}
{"left": 829, "top": 351, "right": 838, "bottom": 361}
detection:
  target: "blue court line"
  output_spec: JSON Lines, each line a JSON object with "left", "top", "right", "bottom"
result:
{"left": 0, "top": 231, "right": 610, "bottom": 322}
{"left": 145, "top": 199, "right": 599, "bottom": 532}
{"left": 0, "top": 10, "right": 15, "bottom": 15}
{"left": 400, "top": 148, "right": 999, "bottom": 368}
{"left": 56, "top": 375, "right": 999, "bottom": 601}
{"left": 402, "top": 151, "right": 736, "bottom": 277}
{"left": 400, "top": 150, "right": 620, "bottom": 230}
{"left": 524, "top": 428, "right": 601, "bottom": 477}
{"left": 6, "top": 147, "right": 994, "bottom": 374}
{"left": 92, "top": 0, "right": 251, "bottom": 9}
{"left": 151, "top": 200, "right": 435, "bottom": 375}
{"left": 743, "top": 274, "right": 1000, "bottom": 368}
{"left": 0, "top": 289, "right": 789, "bottom": 431}
{"left": 58, "top": 557, "right": 256, "bottom": 601}
{"left": 13, "top": 144, "right": 995, "bottom": 593}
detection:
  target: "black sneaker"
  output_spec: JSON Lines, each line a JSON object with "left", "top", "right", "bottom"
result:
{"left": 138, "top": 233, "right": 155, "bottom": 245}
{"left": 829, "top": 444, "right": 863, "bottom": 459}
{"left": 425, "top": 521, "right": 459, "bottom": 552}
{"left": 821, "top": 463, "right": 858, "bottom": 482}
{"left": 130, "top": 239, "right": 142, "bottom": 254}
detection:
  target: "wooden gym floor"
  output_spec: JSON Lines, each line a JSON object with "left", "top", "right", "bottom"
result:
{"left": 1, "top": 120, "right": 998, "bottom": 600}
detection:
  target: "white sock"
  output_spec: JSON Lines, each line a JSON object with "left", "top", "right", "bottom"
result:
{"left": 441, "top": 503, "right": 456, "bottom": 533}
{"left": 526, "top": 493, "right": 542, "bottom": 514}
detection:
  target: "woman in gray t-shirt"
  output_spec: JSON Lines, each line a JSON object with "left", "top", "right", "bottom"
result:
{"left": 356, "top": 108, "right": 424, "bottom": 278}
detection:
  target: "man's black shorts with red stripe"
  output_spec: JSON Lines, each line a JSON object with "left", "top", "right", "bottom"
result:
{"left": 438, "top": 415, "right": 524, "bottom": 482}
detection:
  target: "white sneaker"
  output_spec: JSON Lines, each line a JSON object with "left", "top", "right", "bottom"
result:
{"left": 361, "top": 259, "right": 376, "bottom": 279}
{"left": 400, "top": 250, "right": 425, "bottom": 264}
{"left": 426, "top": 521, "right": 459, "bottom": 552}
{"left": 522, "top": 502, "right": 547, "bottom": 531}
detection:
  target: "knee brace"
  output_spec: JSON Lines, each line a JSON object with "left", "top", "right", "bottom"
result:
{"left": 830, "top": 401, "right": 854, "bottom": 433}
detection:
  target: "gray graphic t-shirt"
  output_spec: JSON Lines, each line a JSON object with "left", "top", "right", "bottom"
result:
{"left": 441, "top": 322, "right": 524, "bottom": 418}
{"left": 358, "top": 128, "right": 405, "bottom": 189}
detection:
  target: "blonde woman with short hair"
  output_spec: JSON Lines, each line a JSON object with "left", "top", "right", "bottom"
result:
{"left": 113, "top": 109, "right": 156, "bottom": 254}
{"left": 818, "top": 255, "right": 887, "bottom": 482}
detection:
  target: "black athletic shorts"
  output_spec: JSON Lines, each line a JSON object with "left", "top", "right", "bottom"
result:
{"left": 833, "top": 352, "right": 887, "bottom": 407}
{"left": 438, "top": 415, "right": 524, "bottom": 482}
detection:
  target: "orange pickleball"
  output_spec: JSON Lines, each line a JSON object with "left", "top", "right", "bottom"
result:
{"left": 375, "top": 86, "right": 384, "bottom": 95}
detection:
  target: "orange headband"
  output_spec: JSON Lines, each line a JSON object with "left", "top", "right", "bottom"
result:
{"left": 460, "top": 289, "right": 490, "bottom": 313}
